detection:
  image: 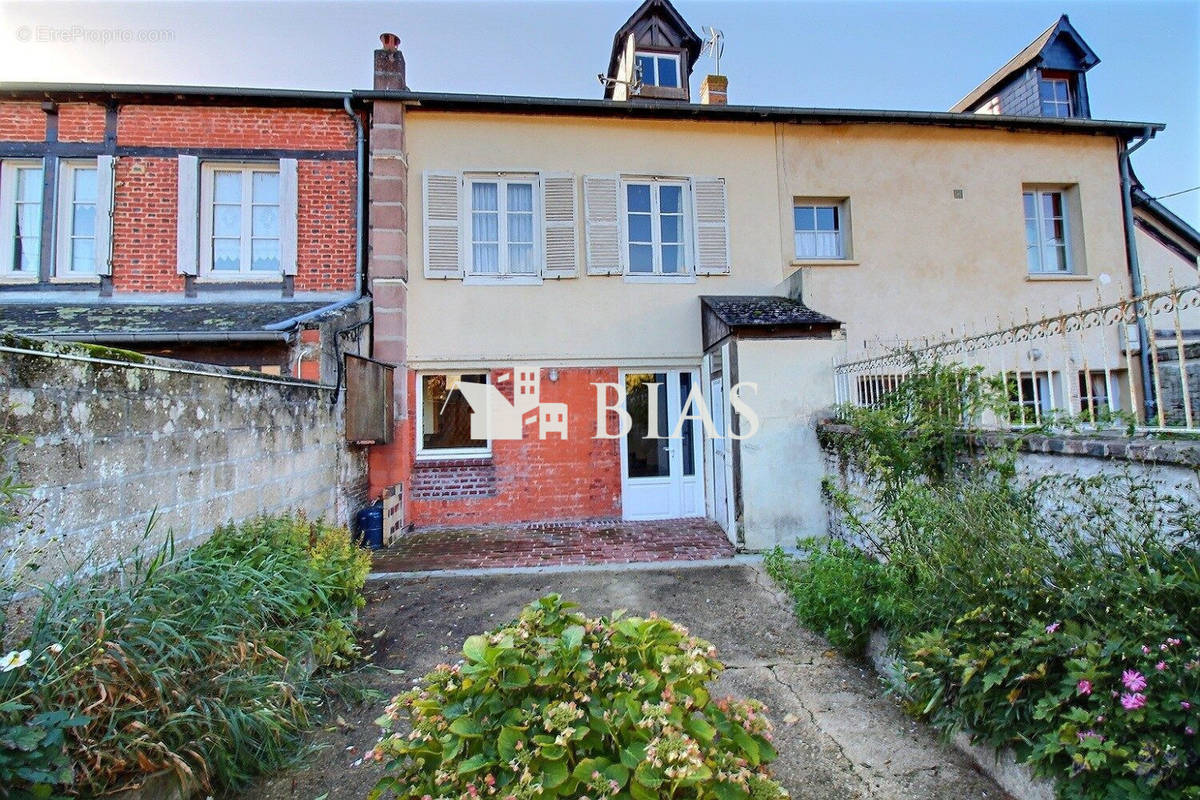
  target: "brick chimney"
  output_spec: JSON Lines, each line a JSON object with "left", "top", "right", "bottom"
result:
{"left": 374, "top": 32, "right": 407, "bottom": 90}
{"left": 699, "top": 74, "right": 727, "bottom": 105}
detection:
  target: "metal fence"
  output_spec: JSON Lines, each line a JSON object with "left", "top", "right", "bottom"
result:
{"left": 833, "top": 283, "right": 1200, "bottom": 434}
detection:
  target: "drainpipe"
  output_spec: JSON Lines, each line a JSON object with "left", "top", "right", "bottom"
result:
{"left": 1118, "top": 126, "right": 1155, "bottom": 422}
{"left": 343, "top": 95, "right": 366, "bottom": 298}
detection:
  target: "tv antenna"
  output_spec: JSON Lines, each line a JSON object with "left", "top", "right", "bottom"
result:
{"left": 702, "top": 26, "right": 724, "bottom": 75}
{"left": 597, "top": 64, "right": 644, "bottom": 95}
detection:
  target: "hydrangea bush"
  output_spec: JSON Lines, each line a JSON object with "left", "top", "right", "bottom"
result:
{"left": 371, "top": 595, "right": 787, "bottom": 800}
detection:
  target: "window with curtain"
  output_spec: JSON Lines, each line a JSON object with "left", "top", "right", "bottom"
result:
{"left": 201, "top": 163, "right": 281, "bottom": 275}
{"left": 469, "top": 178, "right": 537, "bottom": 276}
{"left": 793, "top": 203, "right": 845, "bottom": 259}
{"left": 1024, "top": 189, "right": 1072, "bottom": 273}
{"left": 57, "top": 162, "right": 98, "bottom": 275}
{"left": 0, "top": 161, "right": 44, "bottom": 276}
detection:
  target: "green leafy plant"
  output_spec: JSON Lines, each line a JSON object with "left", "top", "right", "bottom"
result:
{"left": 371, "top": 595, "right": 787, "bottom": 800}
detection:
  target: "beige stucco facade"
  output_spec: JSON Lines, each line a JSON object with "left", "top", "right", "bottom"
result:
{"left": 405, "top": 110, "right": 1135, "bottom": 368}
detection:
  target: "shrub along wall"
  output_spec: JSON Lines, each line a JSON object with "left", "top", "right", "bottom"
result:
{"left": 0, "top": 334, "right": 368, "bottom": 587}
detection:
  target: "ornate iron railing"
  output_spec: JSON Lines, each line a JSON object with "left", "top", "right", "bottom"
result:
{"left": 834, "top": 283, "right": 1200, "bottom": 433}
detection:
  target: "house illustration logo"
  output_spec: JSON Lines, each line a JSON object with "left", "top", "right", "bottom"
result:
{"left": 446, "top": 368, "right": 568, "bottom": 440}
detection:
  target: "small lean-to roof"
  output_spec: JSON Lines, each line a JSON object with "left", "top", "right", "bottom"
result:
{"left": 0, "top": 301, "right": 343, "bottom": 343}
{"left": 700, "top": 295, "right": 841, "bottom": 349}
{"left": 356, "top": 89, "right": 1160, "bottom": 139}
{"left": 951, "top": 15, "right": 1100, "bottom": 114}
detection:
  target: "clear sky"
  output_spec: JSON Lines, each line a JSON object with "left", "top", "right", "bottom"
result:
{"left": 2, "top": 0, "right": 1197, "bottom": 226}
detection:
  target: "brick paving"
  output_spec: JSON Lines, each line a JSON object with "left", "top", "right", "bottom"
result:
{"left": 371, "top": 518, "right": 735, "bottom": 572}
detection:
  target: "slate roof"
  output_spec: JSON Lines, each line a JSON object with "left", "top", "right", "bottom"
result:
{"left": 700, "top": 295, "right": 841, "bottom": 329}
{"left": 0, "top": 301, "right": 336, "bottom": 341}
{"left": 951, "top": 15, "right": 1100, "bottom": 114}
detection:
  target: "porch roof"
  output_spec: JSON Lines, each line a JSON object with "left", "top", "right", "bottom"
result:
{"left": 700, "top": 295, "right": 841, "bottom": 350}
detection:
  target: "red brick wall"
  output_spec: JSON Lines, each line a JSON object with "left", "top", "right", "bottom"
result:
{"left": 0, "top": 102, "right": 44, "bottom": 141}
{"left": 294, "top": 160, "right": 356, "bottom": 292}
{"left": 112, "top": 157, "right": 185, "bottom": 292}
{"left": 57, "top": 103, "right": 106, "bottom": 142}
{"left": 116, "top": 105, "right": 354, "bottom": 149}
{"left": 404, "top": 367, "right": 624, "bottom": 527}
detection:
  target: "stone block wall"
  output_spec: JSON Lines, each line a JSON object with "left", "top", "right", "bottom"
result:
{"left": 0, "top": 336, "right": 368, "bottom": 586}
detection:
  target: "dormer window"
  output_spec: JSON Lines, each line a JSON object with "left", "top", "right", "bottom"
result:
{"left": 1039, "top": 74, "right": 1074, "bottom": 117}
{"left": 636, "top": 52, "right": 681, "bottom": 89}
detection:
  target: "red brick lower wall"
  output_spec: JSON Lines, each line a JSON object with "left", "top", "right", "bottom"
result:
{"left": 388, "top": 366, "right": 623, "bottom": 527}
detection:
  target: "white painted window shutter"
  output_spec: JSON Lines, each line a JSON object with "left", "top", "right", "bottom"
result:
{"left": 422, "top": 171, "right": 463, "bottom": 279}
{"left": 176, "top": 154, "right": 199, "bottom": 275}
{"left": 584, "top": 174, "right": 621, "bottom": 275}
{"left": 95, "top": 155, "right": 115, "bottom": 276}
{"left": 279, "top": 158, "right": 299, "bottom": 276}
{"left": 692, "top": 177, "right": 731, "bottom": 275}
{"left": 541, "top": 173, "right": 577, "bottom": 279}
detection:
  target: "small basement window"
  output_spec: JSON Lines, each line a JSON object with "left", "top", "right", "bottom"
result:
{"left": 418, "top": 373, "right": 490, "bottom": 457}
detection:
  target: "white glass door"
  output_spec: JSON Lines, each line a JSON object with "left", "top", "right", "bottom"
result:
{"left": 620, "top": 369, "right": 704, "bottom": 520}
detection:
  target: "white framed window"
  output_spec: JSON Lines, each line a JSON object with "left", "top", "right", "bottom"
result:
{"left": 417, "top": 372, "right": 491, "bottom": 458}
{"left": 0, "top": 159, "right": 44, "bottom": 279}
{"left": 1039, "top": 77, "right": 1073, "bottom": 118}
{"left": 635, "top": 52, "right": 681, "bottom": 88}
{"left": 793, "top": 201, "right": 846, "bottom": 259}
{"left": 55, "top": 160, "right": 99, "bottom": 277}
{"left": 1024, "top": 189, "right": 1072, "bottom": 274}
{"left": 623, "top": 179, "right": 690, "bottom": 276}
{"left": 467, "top": 176, "right": 539, "bottom": 277}
{"left": 1078, "top": 371, "right": 1119, "bottom": 416}
{"left": 1007, "top": 371, "right": 1064, "bottom": 423}
{"left": 199, "top": 162, "right": 281, "bottom": 277}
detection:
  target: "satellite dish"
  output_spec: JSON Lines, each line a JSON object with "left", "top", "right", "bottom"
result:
{"left": 702, "top": 26, "right": 725, "bottom": 75}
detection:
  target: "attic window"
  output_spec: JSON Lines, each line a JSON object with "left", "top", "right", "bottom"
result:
{"left": 636, "top": 52, "right": 681, "bottom": 89}
{"left": 1039, "top": 74, "right": 1073, "bottom": 117}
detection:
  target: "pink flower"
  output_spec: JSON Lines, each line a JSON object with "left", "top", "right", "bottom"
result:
{"left": 1096, "top": 715, "right": 1105, "bottom": 723}
{"left": 1188, "top": 727, "right": 1195, "bottom": 736}
{"left": 1166, "top": 637, "right": 1181, "bottom": 647}
{"left": 1161, "top": 643, "right": 1169, "bottom": 651}
{"left": 1076, "top": 680, "right": 1092, "bottom": 695}
{"left": 1046, "top": 622, "right": 1061, "bottom": 634}
{"left": 1121, "top": 692, "right": 1147, "bottom": 711}
{"left": 1142, "top": 646, "right": 1152, "bottom": 655}
{"left": 1182, "top": 701, "right": 1192, "bottom": 710}
{"left": 1156, "top": 661, "right": 1167, "bottom": 671}
{"left": 1122, "top": 670, "right": 1147, "bottom": 692}
{"left": 1076, "top": 730, "right": 1104, "bottom": 742}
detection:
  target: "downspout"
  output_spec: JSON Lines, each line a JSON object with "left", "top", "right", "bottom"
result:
{"left": 343, "top": 95, "right": 366, "bottom": 298}
{"left": 1118, "top": 126, "right": 1155, "bottom": 422}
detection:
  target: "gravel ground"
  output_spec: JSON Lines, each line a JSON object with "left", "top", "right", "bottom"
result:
{"left": 235, "top": 563, "right": 1008, "bottom": 800}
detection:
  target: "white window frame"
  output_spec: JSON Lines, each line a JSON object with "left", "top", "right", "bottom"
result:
{"left": 1039, "top": 77, "right": 1073, "bottom": 118}
{"left": 620, "top": 177, "right": 693, "bottom": 279}
{"left": 793, "top": 201, "right": 847, "bottom": 260}
{"left": 199, "top": 161, "right": 282, "bottom": 280}
{"left": 54, "top": 159, "right": 101, "bottom": 281}
{"left": 635, "top": 52, "right": 682, "bottom": 89}
{"left": 1078, "top": 371, "right": 1120, "bottom": 415}
{"left": 1024, "top": 188, "right": 1073, "bottom": 274}
{"left": 464, "top": 174, "right": 542, "bottom": 282}
{"left": 416, "top": 372, "right": 492, "bottom": 460}
{"left": 0, "top": 159, "right": 44, "bottom": 281}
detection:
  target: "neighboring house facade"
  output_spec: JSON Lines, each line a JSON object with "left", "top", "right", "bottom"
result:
{"left": 0, "top": 86, "right": 369, "bottom": 380}
{"left": 359, "top": 0, "right": 1180, "bottom": 549}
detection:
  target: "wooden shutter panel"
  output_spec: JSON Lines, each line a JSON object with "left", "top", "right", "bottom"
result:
{"left": 422, "top": 171, "right": 463, "bottom": 279}
{"left": 541, "top": 173, "right": 577, "bottom": 279}
{"left": 279, "top": 158, "right": 299, "bottom": 276}
{"left": 692, "top": 177, "right": 731, "bottom": 275}
{"left": 176, "top": 155, "right": 199, "bottom": 275}
{"left": 95, "top": 155, "right": 115, "bottom": 276}
{"left": 584, "top": 174, "right": 621, "bottom": 275}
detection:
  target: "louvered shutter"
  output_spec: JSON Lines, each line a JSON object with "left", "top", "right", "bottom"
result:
{"left": 541, "top": 173, "right": 577, "bottom": 279}
{"left": 584, "top": 174, "right": 621, "bottom": 275}
{"left": 422, "top": 171, "right": 463, "bottom": 279}
{"left": 691, "top": 177, "right": 731, "bottom": 275}
{"left": 95, "top": 155, "right": 115, "bottom": 276}
{"left": 176, "top": 154, "right": 199, "bottom": 275}
{"left": 279, "top": 158, "right": 299, "bottom": 276}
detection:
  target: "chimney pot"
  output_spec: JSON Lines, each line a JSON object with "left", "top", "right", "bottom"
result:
{"left": 699, "top": 74, "right": 728, "bottom": 106}
{"left": 374, "top": 32, "right": 407, "bottom": 91}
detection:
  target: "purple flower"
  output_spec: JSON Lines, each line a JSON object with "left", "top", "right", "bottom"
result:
{"left": 1076, "top": 680, "right": 1092, "bottom": 696}
{"left": 1121, "top": 693, "right": 1147, "bottom": 711}
{"left": 1155, "top": 661, "right": 1166, "bottom": 671}
{"left": 1142, "top": 645, "right": 1152, "bottom": 655}
{"left": 1182, "top": 701, "right": 1192, "bottom": 710}
{"left": 1076, "top": 730, "right": 1103, "bottom": 742}
{"left": 1166, "top": 637, "right": 1181, "bottom": 647}
{"left": 1188, "top": 727, "right": 1195, "bottom": 736}
{"left": 1046, "top": 622, "right": 1061, "bottom": 634}
{"left": 1122, "top": 670, "right": 1147, "bottom": 692}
